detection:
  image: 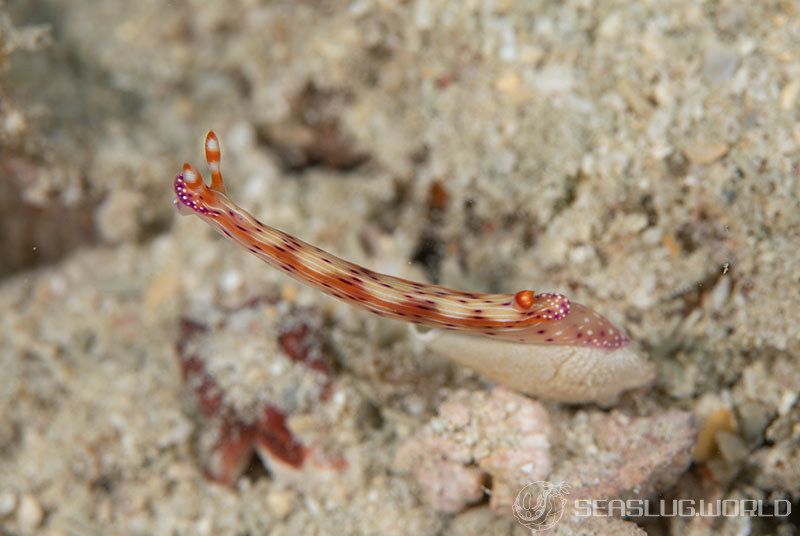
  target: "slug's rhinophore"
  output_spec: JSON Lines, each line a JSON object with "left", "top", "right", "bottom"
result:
{"left": 174, "top": 132, "right": 654, "bottom": 403}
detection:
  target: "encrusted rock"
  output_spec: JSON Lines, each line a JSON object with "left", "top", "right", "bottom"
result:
{"left": 399, "top": 390, "right": 697, "bottom": 524}
{"left": 395, "top": 388, "right": 553, "bottom": 513}
{"left": 554, "top": 410, "right": 697, "bottom": 506}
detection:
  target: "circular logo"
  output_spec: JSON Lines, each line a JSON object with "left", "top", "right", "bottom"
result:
{"left": 513, "top": 481, "right": 570, "bottom": 533}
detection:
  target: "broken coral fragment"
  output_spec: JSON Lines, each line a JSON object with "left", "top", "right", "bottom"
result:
{"left": 395, "top": 387, "right": 553, "bottom": 513}
{"left": 398, "top": 388, "right": 696, "bottom": 523}
{"left": 551, "top": 409, "right": 697, "bottom": 518}
{"left": 176, "top": 298, "right": 342, "bottom": 486}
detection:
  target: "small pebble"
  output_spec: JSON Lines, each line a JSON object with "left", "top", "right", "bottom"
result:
{"left": 737, "top": 401, "right": 772, "bottom": 445}
{"left": 194, "top": 517, "right": 212, "bottom": 535}
{"left": 0, "top": 491, "right": 17, "bottom": 517}
{"left": 3, "top": 109, "right": 27, "bottom": 137}
{"left": 778, "top": 391, "right": 797, "bottom": 415}
{"left": 16, "top": 494, "right": 44, "bottom": 532}
{"left": 617, "top": 79, "right": 653, "bottom": 116}
{"left": 220, "top": 269, "right": 243, "bottom": 293}
{"left": 694, "top": 407, "right": 736, "bottom": 463}
{"left": 703, "top": 46, "right": 739, "bottom": 83}
{"left": 715, "top": 430, "right": 749, "bottom": 463}
{"left": 708, "top": 275, "right": 731, "bottom": 311}
{"left": 780, "top": 79, "right": 800, "bottom": 110}
{"left": 267, "top": 489, "right": 297, "bottom": 519}
{"left": 684, "top": 140, "right": 729, "bottom": 165}
{"left": 494, "top": 72, "right": 521, "bottom": 94}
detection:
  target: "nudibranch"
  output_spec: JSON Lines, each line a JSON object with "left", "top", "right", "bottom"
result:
{"left": 174, "top": 132, "right": 654, "bottom": 403}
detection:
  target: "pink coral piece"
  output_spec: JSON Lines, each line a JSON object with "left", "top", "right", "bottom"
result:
{"left": 175, "top": 302, "right": 340, "bottom": 486}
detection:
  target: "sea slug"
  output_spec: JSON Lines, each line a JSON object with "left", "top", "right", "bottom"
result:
{"left": 173, "top": 132, "right": 654, "bottom": 403}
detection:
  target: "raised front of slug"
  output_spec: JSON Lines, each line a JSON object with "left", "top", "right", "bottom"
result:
{"left": 174, "top": 132, "right": 653, "bottom": 403}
